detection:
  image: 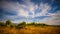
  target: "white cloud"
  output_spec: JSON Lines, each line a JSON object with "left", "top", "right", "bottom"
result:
{"left": 28, "top": 4, "right": 38, "bottom": 18}
{"left": 35, "top": 3, "right": 51, "bottom": 17}
{"left": 1, "top": 0, "right": 60, "bottom": 25}
{"left": 17, "top": 9, "right": 29, "bottom": 17}
{"left": 2, "top": 1, "right": 28, "bottom": 17}
{"left": 2, "top": 0, "right": 39, "bottom": 18}
{"left": 41, "top": 11, "right": 60, "bottom": 25}
{"left": 23, "top": 0, "right": 38, "bottom": 18}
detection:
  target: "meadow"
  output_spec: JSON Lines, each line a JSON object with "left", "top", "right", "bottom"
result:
{"left": 0, "top": 20, "right": 60, "bottom": 34}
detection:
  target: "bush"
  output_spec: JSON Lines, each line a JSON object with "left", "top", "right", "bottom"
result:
{"left": 36, "top": 23, "right": 48, "bottom": 26}
{"left": 16, "top": 21, "right": 26, "bottom": 29}
{"left": 0, "top": 22, "right": 5, "bottom": 26}
{"left": 28, "top": 22, "right": 35, "bottom": 25}
{"left": 31, "top": 22, "right": 35, "bottom": 25}
{"left": 5, "top": 20, "right": 14, "bottom": 27}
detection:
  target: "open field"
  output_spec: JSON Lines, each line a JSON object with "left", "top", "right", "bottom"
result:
{"left": 0, "top": 26, "right": 60, "bottom": 34}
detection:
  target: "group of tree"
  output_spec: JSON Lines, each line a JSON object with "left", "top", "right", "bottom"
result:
{"left": 27, "top": 22, "right": 48, "bottom": 26}
{"left": 0, "top": 20, "right": 48, "bottom": 28}
{"left": 0, "top": 20, "right": 26, "bottom": 28}
{"left": 0, "top": 20, "right": 14, "bottom": 27}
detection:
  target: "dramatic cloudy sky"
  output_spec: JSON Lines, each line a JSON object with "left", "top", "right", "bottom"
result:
{"left": 0, "top": 0, "right": 60, "bottom": 25}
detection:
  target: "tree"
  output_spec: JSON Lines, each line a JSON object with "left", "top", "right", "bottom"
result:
{"left": 17, "top": 21, "right": 26, "bottom": 28}
{"left": 36, "top": 23, "right": 48, "bottom": 26}
{"left": 5, "top": 20, "right": 14, "bottom": 27}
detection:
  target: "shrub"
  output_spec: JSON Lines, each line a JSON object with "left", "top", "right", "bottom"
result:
{"left": 5, "top": 20, "right": 14, "bottom": 27}
{"left": 0, "top": 22, "right": 5, "bottom": 26}
{"left": 31, "top": 22, "right": 35, "bottom": 25}
{"left": 16, "top": 21, "right": 26, "bottom": 29}
{"left": 36, "top": 23, "right": 48, "bottom": 26}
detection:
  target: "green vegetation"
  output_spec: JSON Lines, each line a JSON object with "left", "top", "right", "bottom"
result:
{"left": 5, "top": 20, "right": 14, "bottom": 27}
{"left": 0, "top": 22, "right": 5, "bottom": 26}
{"left": 16, "top": 21, "right": 26, "bottom": 29}
{"left": 0, "top": 20, "right": 48, "bottom": 28}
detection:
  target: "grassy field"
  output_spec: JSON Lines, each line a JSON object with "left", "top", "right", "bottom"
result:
{"left": 0, "top": 25, "right": 60, "bottom": 34}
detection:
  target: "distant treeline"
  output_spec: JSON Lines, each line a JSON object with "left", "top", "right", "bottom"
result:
{"left": 0, "top": 20, "right": 48, "bottom": 28}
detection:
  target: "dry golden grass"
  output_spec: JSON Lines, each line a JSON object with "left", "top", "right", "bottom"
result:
{"left": 0, "top": 26, "right": 60, "bottom": 34}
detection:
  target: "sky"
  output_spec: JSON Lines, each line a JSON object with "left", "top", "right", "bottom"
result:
{"left": 0, "top": 0, "right": 60, "bottom": 25}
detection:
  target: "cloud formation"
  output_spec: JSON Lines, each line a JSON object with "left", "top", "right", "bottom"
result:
{"left": 0, "top": 0, "right": 60, "bottom": 25}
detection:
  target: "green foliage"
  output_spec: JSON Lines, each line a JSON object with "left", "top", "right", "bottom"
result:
{"left": 35, "top": 23, "right": 48, "bottom": 26}
{"left": 18, "top": 21, "right": 26, "bottom": 26}
{"left": 28, "top": 22, "right": 35, "bottom": 25}
{"left": 16, "top": 21, "right": 26, "bottom": 28}
{"left": 5, "top": 20, "right": 14, "bottom": 27}
{"left": 27, "top": 22, "right": 48, "bottom": 27}
{"left": 0, "top": 20, "right": 48, "bottom": 28}
{"left": 30, "top": 22, "right": 35, "bottom": 25}
{"left": 6, "top": 20, "right": 12, "bottom": 25}
{"left": 0, "top": 22, "right": 5, "bottom": 26}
